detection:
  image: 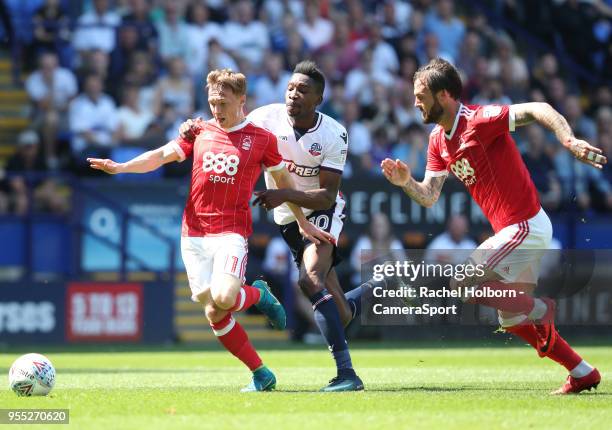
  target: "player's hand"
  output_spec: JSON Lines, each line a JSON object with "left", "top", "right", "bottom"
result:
{"left": 381, "top": 158, "right": 412, "bottom": 186}
{"left": 252, "top": 190, "right": 287, "bottom": 210}
{"left": 87, "top": 158, "right": 123, "bottom": 174}
{"left": 297, "top": 220, "right": 336, "bottom": 246}
{"left": 179, "top": 117, "right": 204, "bottom": 142}
{"left": 566, "top": 137, "right": 607, "bottom": 169}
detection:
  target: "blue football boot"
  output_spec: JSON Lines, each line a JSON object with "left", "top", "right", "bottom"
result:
{"left": 241, "top": 366, "right": 277, "bottom": 392}
{"left": 253, "top": 279, "right": 286, "bottom": 330}
{"left": 320, "top": 371, "right": 364, "bottom": 392}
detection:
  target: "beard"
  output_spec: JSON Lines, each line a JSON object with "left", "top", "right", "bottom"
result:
{"left": 422, "top": 99, "right": 444, "bottom": 124}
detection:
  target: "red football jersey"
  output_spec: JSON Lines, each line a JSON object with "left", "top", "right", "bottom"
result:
{"left": 426, "top": 104, "right": 540, "bottom": 233}
{"left": 170, "top": 119, "right": 284, "bottom": 237}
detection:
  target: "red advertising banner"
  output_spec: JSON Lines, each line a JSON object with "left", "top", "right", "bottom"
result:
{"left": 66, "top": 283, "right": 143, "bottom": 342}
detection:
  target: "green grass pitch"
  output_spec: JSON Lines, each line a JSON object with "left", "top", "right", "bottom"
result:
{"left": 1, "top": 342, "right": 610, "bottom": 429}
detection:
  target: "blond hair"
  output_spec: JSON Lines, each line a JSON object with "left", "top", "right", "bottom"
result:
{"left": 206, "top": 69, "right": 247, "bottom": 96}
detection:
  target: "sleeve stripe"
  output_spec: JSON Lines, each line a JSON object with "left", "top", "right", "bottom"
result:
{"left": 509, "top": 106, "right": 516, "bottom": 132}
{"left": 265, "top": 161, "right": 285, "bottom": 172}
{"left": 320, "top": 165, "right": 343, "bottom": 174}
{"left": 169, "top": 139, "right": 186, "bottom": 162}
{"left": 425, "top": 170, "right": 449, "bottom": 178}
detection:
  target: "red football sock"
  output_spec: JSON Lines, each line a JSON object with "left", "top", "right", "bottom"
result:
{"left": 546, "top": 333, "right": 583, "bottom": 371}
{"left": 467, "top": 281, "right": 535, "bottom": 314}
{"left": 505, "top": 323, "right": 538, "bottom": 350}
{"left": 211, "top": 313, "right": 262, "bottom": 371}
{"left": 230, "top": 285, "right": 261, "bottom": 312}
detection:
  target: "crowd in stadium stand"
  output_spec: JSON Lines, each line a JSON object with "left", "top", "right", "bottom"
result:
{"left": 0, "top": 0, "right": 611, "bottom": 216}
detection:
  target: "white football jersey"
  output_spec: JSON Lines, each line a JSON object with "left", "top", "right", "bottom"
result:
{"left": 247, "top": 103, "right": 348, "bottom": 225}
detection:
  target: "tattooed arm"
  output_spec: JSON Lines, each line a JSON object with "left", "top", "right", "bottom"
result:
{"left": 381, "top": 158, "right": 446, "bottom": 208}
{"left": 511, "top": 102, "right": 607, "bottom": 169}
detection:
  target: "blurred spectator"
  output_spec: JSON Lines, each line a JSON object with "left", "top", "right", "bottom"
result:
{"left": 531, "top": 53, "right": 559, "bottom": 95}
{"left": 347, "top": 0, "right": 369, "bottom": 43}
{"left": 122, "top": 51, "right": 157, "bottom": 112}
{"left": 487, "top": 34, "right": 529, "bottom": 90}
{"left": 156, "top": 0, "right": 190, "bottom": 65}
{"left": 418, "top": 32, "right": 453, "bottom": 66}
{"left": 350, "top": 213, "right": 406, "bottom": 285}
{"left": 424, "top": 214, "right": 477, "bottom": 265}
{"left": 368, "top": 128, "right": 393, "bottom": 175}
{"left": 320, "top": 80, "right": 345, "bottom": 120}
{"left": 391, "top": 124, "right": 427, "bottom": 180}
{"left": 68, "top": 74, "right": 119, "bottom": 161}
{"left": 553, "top": 139, "right": 612, "bottom": 211}
{"left": 184, "top": 1, "right": 220, "bottom": 79}
{"left": 423, "top": 0, "right": 465, "bottom": 62}
{"left": 206, "top": 38, "right": 239, "bottom": 73}
{"left": 297, "top": 1, "right": 334, "bottom": 52}
{"left": 153, "top": 56, "right": 193, "bottom": 119}
{"left": 72, "top": 0, "right": 120, "bottom": 56}
{"left": 325, "top": 16, "right": 360, "bottom": 76}
{"left": 30, "top": 0, "right": 72, "bottom": 68}
{"left": 25, "top": 51, "right": 77, "bottom": 169}
{"left": 253, "top": 53, "right": 291, "bottom": 107}
{"left": 345, "top": 47, "right": 394, "bottom": 107}
{"left": 545, "top": 77, "right": 568, "bottom": 113}
{"left": 5, "top": 130, "right": 69, "bottom": 215}
{"left": 377, "top": 0, "right": 412, "bottom": 40}
{"left": 121, "top": 0, "right": 158, "bottom": 54}
{"left": 110, "top": 24, "right": 145, "bottom": 83}
{"left": 222, "top": 0, "right": 269, "bottom": 67}
{"left": 521, "top": 125, "right": 562, "bottom": 211}
{"left": 472, "top": 76, "right": 512, "bottom": 106}
{"left": 552, "top": 0, "right": 599, "bottom": 71}
{"left": 456, "top": 31, "right": 483, "bottom": 78}
{"left": 116, "top": 84, "right": 155, "bottom": 145}
{"left": 342, "top": 99, "right": 371, "bottom": 159}
{"left": 564, "top": 95, "right": 597, "bottom": 142}
{"left": 283, "top": 29, "right": 307, "bottom": 71}
{"left": 369, "top": 22, "right": 399, "bottom": 75}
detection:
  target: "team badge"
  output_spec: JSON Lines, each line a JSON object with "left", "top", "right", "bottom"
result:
{"left": 241, "top": 135, "right": 252, "bottom": 150}
{"left": 309, "top": 142, "right": 322, "bottom": 156}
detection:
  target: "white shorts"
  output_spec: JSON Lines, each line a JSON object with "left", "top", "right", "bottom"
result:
{"left": 180, "top": 234, "right": 248, "bottom": 302}
{"left": 471, "top": 208, "right": 553, "bottom": 284}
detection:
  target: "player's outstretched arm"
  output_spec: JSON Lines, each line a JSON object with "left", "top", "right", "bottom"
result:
{"left": 381, "top": 158, "right": 446, "bottom": 208}
{"left": 88, "top": 142, "right": 181, "bottom": 174}
{"left": 512, "top": 102, "right": 607, "bottom": 169}
{"left": 264, "top": 167, "right": 336, "bottom": 245}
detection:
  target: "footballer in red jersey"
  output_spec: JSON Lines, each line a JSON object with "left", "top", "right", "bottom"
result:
{"left": 382, "top": 58, "right": 606, "bottom": 394}
{"left": 88, "top": 69, "right": 332, "bottom": 392}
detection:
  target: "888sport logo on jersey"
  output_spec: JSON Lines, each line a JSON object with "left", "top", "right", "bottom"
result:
{"left": 203, "top": 151, "right": 240, "bottom": 184}
{"left": 450, "top": 157, "right": 476, "bottom": 186}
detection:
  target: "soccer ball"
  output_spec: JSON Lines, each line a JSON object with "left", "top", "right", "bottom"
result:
{"left": 8, "top": 353, "right": 55, "bottom": 396}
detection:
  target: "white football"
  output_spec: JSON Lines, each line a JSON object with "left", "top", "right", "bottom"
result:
{"left": 8, "top": 353, "right": 55, "bottom": 396}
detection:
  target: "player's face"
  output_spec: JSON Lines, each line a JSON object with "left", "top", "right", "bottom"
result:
{"left": 208, "top": 85, "right": 245, "bottom": 129}
{"left": 285, "top": 73, "right": 322, "bottom": 119}
{"left": 414, "top": 79, "right": 444, "bottom": 124}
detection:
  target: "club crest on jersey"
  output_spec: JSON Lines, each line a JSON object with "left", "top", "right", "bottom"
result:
{"left": 309, "top": 142, "right": 322, "bottom": 157}
{"left": 450, "top": 157, "right": 477, "bottom": 186}
{"left": 241, "top": 135, "right": 252, "bottom": 150}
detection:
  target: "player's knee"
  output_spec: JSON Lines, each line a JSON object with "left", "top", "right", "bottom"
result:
{"left": 211, "top": 289, "right": 237, "bottom": 310}
{"left": 204, "top": 303, "right": 224, "bottom": 323}
{"left": 298, "top": 273, "right": 324, "bottom": 296}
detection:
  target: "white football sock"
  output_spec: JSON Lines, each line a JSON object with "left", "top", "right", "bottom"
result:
{"left": 528, "top": 298, "right": 547, "bottom": 321}
{"left": 570, "top": 360, "right": 594, "bottom": 378}
{"left": 498, "top": 314, "right": 528, "bottom": 328}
